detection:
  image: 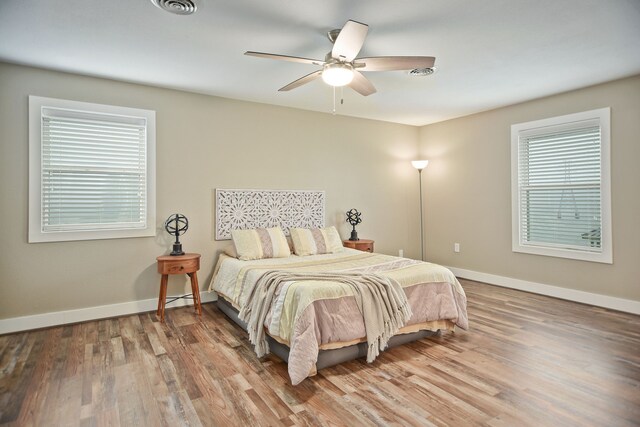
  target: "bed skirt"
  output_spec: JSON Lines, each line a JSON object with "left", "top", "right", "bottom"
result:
{"left": 215, "top": 297, "right": 438, "bottom": 371}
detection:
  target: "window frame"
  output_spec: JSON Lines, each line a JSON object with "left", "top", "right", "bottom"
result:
{"left": 29, "top": 96, "right": 156, "bottom": 243}
{"left": 511, "top": 107, "right": 612, "bottom": 264}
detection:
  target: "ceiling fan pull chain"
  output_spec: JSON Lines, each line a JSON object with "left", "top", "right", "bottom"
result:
{"left": 332, "top": 86, "right": 336, "bottom": 115}
{"left": 341, "top": 86, "right": 344, "bottom": 105}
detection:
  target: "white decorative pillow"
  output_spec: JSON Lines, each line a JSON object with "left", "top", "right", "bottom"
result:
{"left": 290, "top": 226, "right": 343, "bottom": 256}
{"left": 231, "top": 227, "right": 291, "bottom": 261}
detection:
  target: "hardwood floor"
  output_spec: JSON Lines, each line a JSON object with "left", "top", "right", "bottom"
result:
{"left": 1, "top": 279, "right": 639, "bottom": 426}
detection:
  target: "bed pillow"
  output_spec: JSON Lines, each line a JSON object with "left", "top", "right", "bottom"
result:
{"left": 222, "top": 244, "right": 238, "bottom": 258}
{"left": 290, "top": 226, "right": 344, "bottom": 256}
{"left": 231, "top": 227, "right": 291, "bottom": 261}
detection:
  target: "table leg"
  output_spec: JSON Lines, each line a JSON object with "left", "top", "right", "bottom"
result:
{"left": 157, "top": 274, "right": 168, "bottom": 322}
{"left": 189, "top": 272, "right": 202, "bottom": 316}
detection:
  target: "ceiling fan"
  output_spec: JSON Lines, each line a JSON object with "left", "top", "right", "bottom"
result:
{"left": 245, "top": 20, "right": 436, "bottom": 96}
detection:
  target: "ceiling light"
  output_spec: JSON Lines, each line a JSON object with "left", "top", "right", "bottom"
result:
{"left": 322, "top": 63, "right": 354, "bottom": 87}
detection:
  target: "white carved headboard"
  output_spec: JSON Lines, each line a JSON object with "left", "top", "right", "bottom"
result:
{"left": 215, "top": 189, "right": 325, "bottom": 240}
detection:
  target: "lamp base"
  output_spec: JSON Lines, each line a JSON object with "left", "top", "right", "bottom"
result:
{"left": 170, "top": 243, "right": 185, "bottom": 256}
{"left": 349, "top": 230, "right": 359, "bottom": 241}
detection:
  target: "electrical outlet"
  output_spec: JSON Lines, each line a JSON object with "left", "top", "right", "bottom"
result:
{"left": 454, "top": 243, "right": 460, "bottom": 253}
{"left": 398, "top": 249, "right": 404, "bottom": 258}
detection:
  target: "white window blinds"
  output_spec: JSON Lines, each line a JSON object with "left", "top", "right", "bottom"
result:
{"left": 518, "top": 123, "right": 601, "bottom": 251}
{"left": 41, "top": 111, "right": 148, "bottom": 232}
{"left": 511, "top": 108, "right": 611, "bottom": 263}
{"left": 29, "top": 96, "right": 156, "bottom": 243}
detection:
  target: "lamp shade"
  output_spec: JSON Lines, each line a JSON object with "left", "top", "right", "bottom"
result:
{"left": 322, "top": 63, "right": 354, "bottom": 87}
{"left": 411, "top": 160, "right": 429, "bottom": 170}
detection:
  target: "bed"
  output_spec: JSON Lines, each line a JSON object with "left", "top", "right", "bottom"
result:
{"left": 209, "top": 247, "right": 468, "bottom": 385}
{"left": 211, "top": 188, "right": 468, "bottom": 384}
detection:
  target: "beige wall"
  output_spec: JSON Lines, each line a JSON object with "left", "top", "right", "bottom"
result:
{"left": 418, "top": 75, "right": 640, "bottom": 301}
{"left": 2, "top": 61, "right": 636, "bottom": 321}
{"left": 0, "top": 62, "right": 421, "bottom": 319}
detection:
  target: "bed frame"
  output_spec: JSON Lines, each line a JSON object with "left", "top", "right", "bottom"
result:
{"left": 216, "top": 297, "right": 438, "bottom": 371}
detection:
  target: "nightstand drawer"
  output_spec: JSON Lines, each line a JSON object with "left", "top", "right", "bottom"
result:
{"left": 157, "top": 257, "right": 199, "bottom": 274}
{"left": 343, "top": 239, "right": 374, "bottom": 253}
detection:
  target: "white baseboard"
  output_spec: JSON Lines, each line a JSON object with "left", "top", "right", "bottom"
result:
{"left": 0, "top": 291, "right": 217, "bottom": 335}
{"left": 447, "top": 266, "right": 640, "bottom": 315}
{"left": 3, "top": 269, "right": 638, "bottom": 335}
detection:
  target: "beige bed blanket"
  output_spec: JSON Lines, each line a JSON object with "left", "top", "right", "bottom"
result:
{"left": 210, "top": 249, "right": 468, "bottom": 384}
{"left": 239, "top": 270, "right": 412, "bottom": 364}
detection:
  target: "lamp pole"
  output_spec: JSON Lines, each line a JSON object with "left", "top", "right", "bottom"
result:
{"left": 411, "top": 160, "right": 429, "bottom": 261}
{"left": 418, "top": 168, "right": 424, "bottom": 261}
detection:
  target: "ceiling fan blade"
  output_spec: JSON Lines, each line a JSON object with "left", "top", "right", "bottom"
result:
{"left": 245, "top": 51, "right": 324, "bottom": 66}
{"left": 356, "top": 56, "right": 436, "bottom": 71}
{"left": 349, "top": 70, "right": 376, "bottom": 96}
{"left": 331, "top": 20, "right": 368, "bottom": 62}
{"left": 278, "top": 70, "right": 323, "bottom": 91}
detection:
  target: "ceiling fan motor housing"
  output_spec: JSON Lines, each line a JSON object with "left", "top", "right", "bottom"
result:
{"left": 327, "top": 29, "right": 342, "bottom": 43}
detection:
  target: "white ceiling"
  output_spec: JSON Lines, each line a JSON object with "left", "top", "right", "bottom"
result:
{"left": 1, "top": 0, "right": 639, "bottom": 126}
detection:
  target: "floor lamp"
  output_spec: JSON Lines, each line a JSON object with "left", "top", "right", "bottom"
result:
{"left": 411, "top": 160, "right": 429, "bottom": 261}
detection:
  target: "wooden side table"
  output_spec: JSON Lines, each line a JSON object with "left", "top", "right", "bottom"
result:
{"left": 343, "top": 239, "right": 374, "bottom": 253}
{"left": 156, "top": 253, "right": 202, "bottom": 322}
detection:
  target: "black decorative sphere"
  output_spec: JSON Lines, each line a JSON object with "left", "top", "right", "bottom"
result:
{"left": 346, "top": 208, "right": 362, "bottom": 241}
{"left": 165, "top": 213, "right": 189, "bottom": 255}
{"left": 346, "top": 209, "right": 362, "bottom": 226}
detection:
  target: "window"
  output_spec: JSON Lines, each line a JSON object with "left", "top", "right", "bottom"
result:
{"left": 511, "top": 108, "right": 611, "bottom": 263}
{"left": 29, "top": 96, "right": 156, "bottom": 242}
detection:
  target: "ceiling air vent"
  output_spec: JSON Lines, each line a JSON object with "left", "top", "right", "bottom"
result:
{"left": 409, "top": 67, "right": 437, "bottom": 76}
{"left": 150, "top": 0, "right": 197, "bottom": 15}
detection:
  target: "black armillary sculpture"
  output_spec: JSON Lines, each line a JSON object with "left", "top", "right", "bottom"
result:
{"left": 345, "top": 208, "right": 362, "bottom": 241}
{"left": 164, "top": 213, "right": 189, "bottom": 256}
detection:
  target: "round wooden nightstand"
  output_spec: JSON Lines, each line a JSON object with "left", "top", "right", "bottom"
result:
{"left": 343, "top": 239, "right": 374, "bottom": 253}
{"left": 156, "top": 253, "right": 202, "bottom": 322}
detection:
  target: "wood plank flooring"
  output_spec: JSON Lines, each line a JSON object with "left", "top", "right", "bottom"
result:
{"left": 1, "top": 279, "right": 639, "bottom": 426}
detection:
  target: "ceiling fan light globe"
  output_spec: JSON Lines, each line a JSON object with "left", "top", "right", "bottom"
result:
{"left": 322, "top": 63, "right": 354, "bottom": 87}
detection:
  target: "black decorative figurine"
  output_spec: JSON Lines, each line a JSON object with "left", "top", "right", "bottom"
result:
{"left": 164, "top": 213, "right": 189, "bottom": 256}
{"left": 346, "top": 208, "right": 362, "bottom": 241}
